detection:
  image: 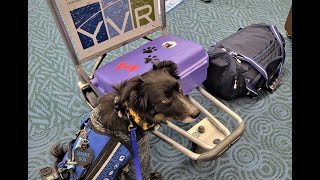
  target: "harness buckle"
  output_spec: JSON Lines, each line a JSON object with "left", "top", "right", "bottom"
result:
{"left": 66, "top": 159, "right": 78, "bottom": 166}
{"left": 128, "top": 122, "right": 134, "bottom": 132}
{"left": 56, "top": 167, "right": 70, "bottom": 180}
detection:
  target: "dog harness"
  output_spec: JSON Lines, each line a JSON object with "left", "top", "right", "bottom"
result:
{"left": 51, "top": 103, "right": 155, "bottom": 180}
{"left": 55, "top": 112, "right": 134, "bottom": 180}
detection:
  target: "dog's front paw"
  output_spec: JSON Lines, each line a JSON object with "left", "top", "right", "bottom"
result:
{"left": 154, "top": 114, "right": 168, "bottom": 125}
{"left": 149, "top": 172, "right": 163, "bottom": 180}
{"left": 50, "top": 143, "right": 68, "bottom": 158}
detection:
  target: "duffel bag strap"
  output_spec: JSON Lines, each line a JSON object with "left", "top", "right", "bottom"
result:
{"left": 268, "top": 25, "right": 285, "bottom": 91}
{"left": 244, "top": 78, "right": 258, "bottom": 97}
{"left": 270, "top": 25, "right": 285, "bottom": 71}
{"left": 230, "top": 51, "right": 269, "bottom": 95}
{"left": 229, "top": 51, "right": 269, "bottom": 83}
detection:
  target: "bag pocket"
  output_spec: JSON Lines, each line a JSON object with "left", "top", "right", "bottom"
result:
{"left": 204, "top": 52, "right": 239, "bottom": 100}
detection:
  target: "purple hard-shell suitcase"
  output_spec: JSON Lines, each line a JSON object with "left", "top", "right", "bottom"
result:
{"left": 91, "top": 34, "right": 209, "bottom": 96}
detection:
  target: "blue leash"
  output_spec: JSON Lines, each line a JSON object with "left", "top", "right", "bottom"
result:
{"left": 130, "top": 127, "right": 143, "bottom": 180}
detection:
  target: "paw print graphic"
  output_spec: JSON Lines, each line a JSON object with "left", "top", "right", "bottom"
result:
{"left": 144, "top": 55, "right": 160, "bottom": 64}
{"left": 143, "top": 47, "right": 157, "bottom": 53}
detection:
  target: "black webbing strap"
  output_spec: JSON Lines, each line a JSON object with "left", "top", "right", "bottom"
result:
{"left": 67, "top": 140, "right": 76, "bottom": 180}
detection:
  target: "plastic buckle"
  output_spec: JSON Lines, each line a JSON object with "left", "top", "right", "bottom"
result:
{"left": 40, "top": 166, "right": 59, "bottom": 180}
{"left": 269, "top": 75, "right": 283, "bottom": 92}
{"left": 128, "top": 123, "right": 134, "bottom": 132}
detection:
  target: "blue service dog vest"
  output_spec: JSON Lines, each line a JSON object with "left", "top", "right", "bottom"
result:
{"left": 57, "top": 113, "right": 133, "bottom": 180}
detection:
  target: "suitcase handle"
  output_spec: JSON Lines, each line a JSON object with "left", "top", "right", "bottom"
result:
{"left": 151, "top": 86, "right": 245, "bottom": 161}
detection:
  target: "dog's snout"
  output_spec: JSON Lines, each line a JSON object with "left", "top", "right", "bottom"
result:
{"left": 177, "top": 94, "right": 201, "bottom": 123}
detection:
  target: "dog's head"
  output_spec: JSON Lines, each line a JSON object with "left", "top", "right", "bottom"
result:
{"left": 114, "top": 60, "right": 200, "bottom": 126}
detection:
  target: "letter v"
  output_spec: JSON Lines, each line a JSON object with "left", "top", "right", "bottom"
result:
{"left": 106, "top": 11, "right": 130, "bottom": 35}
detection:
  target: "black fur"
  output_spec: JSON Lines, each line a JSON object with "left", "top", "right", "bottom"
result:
{"left": 50, "top": 60, "right": 200, "bottom": 179}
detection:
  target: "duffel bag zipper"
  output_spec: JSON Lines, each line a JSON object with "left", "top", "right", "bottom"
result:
{"left": 233, "top": 55, "right": 242, "bottom": 94}
{"left": 224, "top": 48, "right": 239, "bottom": 91}
{"left": 222, "top": 48, "right": 242, "bottom": 64}
{"left": 231, "top": 63, "right": 240, "bottom": 99}
{"left": 229, "top": 51, "right": 242, "bottom": 64}
{"left": 234, "top": 56, "right": 242, "bottom": 64}
{"left": 221, "top": 47, "right": 241, "bottom": 99}
{"left": 233, "top": 76, "right": 238, "bottom": 89}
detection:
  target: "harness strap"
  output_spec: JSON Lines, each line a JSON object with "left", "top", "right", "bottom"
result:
{"left": 57, "top": 114, "right": 93, "bottom": 180}
{"left": 55, "top": 139, "right": 76, "bottom": 180}
{"left": 130, "top": 127, "right": 142, "bottom": 180}
{"left": 68, "top": 146, "right": 76, "bottom": 180}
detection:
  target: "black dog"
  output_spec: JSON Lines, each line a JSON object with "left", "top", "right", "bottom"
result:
{"left": 50, "top": 60, "right": 200, "bottom": 179}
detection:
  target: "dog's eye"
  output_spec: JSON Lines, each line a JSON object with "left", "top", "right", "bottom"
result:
{"left": 162, "top": 91, "right": 172, "bottom": 104}
{"left": 162, "top": 98, "right": 171, "bottom": 104}
{"left": 164, "top": 91, "right": 171, "bottom": 98}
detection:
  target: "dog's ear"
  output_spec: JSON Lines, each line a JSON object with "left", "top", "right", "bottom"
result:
{"left": 115, "top": 76, "right": 143, "bottom": 104}
{"left": 152, "top": 60, "right": 180, "bottom": 80}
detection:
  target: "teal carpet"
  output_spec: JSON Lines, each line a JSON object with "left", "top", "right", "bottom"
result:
{"left": 28, "top": 0, "right": 292, "bottom": 179}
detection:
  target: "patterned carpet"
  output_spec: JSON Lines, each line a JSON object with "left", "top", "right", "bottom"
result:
{"left": 28, "top": 0, "right": 292, "bottom": 179}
